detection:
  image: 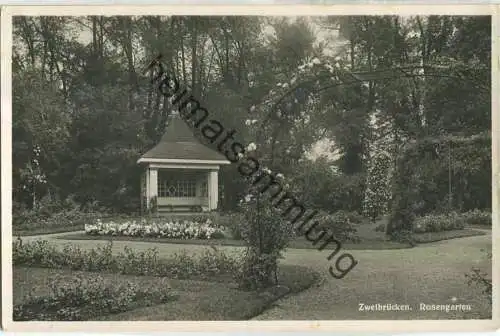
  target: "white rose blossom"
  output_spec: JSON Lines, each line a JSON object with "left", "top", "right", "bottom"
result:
{"left": 246, "top": 143, "right": 257, "bottom": 151}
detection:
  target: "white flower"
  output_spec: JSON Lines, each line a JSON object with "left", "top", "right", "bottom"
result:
{"left": 244, "top": 194, "right": 253, "bottom": 202}
{"left": 245, "top": 119, "right": 252, "bottom": 126}
{"left": 251, "top": 119, "right": 258, "bottom": 125}
{"left": 250, "top": 105, "right": 256, "bottom": 112}
{"left": 277, "top": 83, "right": 282, "bottom": 87}
{"left": 246, "top": 143, "right": 257, "bottom": 151}
{"left": 311, "top": 57, "right": 321, "bottom": 65}
{"left": 290, "top": 77, "right": 297, "bottom": 85}
{"left": 237, "top": 152, "right": 244, "bottom": 159}
{"left": 262, "top": 167, "right": 271, "bottom": 174}
{"left": 282, "top": 83, "right": 289, "bottom": 89}
{"left": 276, "top": 173, "right": 284, "bottom": 179}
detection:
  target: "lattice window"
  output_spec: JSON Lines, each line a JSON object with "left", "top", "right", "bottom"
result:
{"left": 201, "top": 180, "right": 208, "bottom": 197}
{"left": 158, "top": 172, "right": 198, "bottom": 197}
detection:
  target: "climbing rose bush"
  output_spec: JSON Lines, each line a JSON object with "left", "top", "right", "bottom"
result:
{"left": 85, "top": 218, "right": 224, "bottom": 239}
{"left": 363, "top": 151, "right": 393, "bottom": 221}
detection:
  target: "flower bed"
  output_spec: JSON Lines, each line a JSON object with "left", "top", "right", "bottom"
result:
{"left": 13, "top": 239, "right": 240, "bottom": 280}
{"left": 14, "top": 269, "right": 174, "bottom": 321}
{"left": 85, "top": 218, "right": 225, "bottom": 239}
{"left": 413, "top": 212, "right": 466, "bottom": 233}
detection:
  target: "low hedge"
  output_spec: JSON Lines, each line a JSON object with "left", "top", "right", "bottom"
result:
{"left": 413, "top": 210, "right": 491, "bottom": 233}
{"left": 13, "top": 238, "right": 240, "bottom": 281}
{"left": 413, "top": 212, "right": 466, "bottom": 233}
{"left": 462, "top": 209, "right": 491, "bottom": 226}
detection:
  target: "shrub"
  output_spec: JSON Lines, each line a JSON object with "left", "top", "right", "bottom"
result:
{"left": 462, "top": 209, "right": 491, "bottom": 226}
{"left": 14, "top": 272, "right": 173, "bottom": 321}
{"left": 374, "top": 223, "right": 386, "bottom": 232}
{"left": 391, "top": 229, "right": 417, "bottom": 247}
{"left": 238, "top": 189, "right": 294, "bottom": 289}
{"left": 235, "top": 250, "right": 279, "bottom": 291}
{"left": 314, "top": 211, "right": 359, "bottom": 243}
{"left": 84, "top": 217, "right": 225, "bottom": 240}
{"left": 465, "top": 267, "right": 492, "bottom": 305}
{"left": 13, "top": 195, "right": 108, "bottom": 232}
{"left": 293, "top": 160, "right": 365, "bottom": 213}
{"left": 465, "top": 250, "right": 492, "bottom": 318}
{"left": 218, "top": 212, "right": 245, "bottom": 240}
{"left": 413, "top": 212, "right": 466, "bottom": 233}
{"left": 13, "top": 239, "right": 240, "bottom": 281}
{"left": 345, "top": 211, "right": 365, "bottom": 224}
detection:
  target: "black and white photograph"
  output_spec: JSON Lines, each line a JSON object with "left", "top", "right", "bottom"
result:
{"left": 1, "top": 5, "right": 496, "bottom": 330}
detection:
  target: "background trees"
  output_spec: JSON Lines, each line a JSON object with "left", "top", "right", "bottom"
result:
{"left": 13, "top": 15, "right": 491, "bottom": 221}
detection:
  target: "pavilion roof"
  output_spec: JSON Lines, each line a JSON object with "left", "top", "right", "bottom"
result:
{"left": 138, "top": 116, "right": 230, "bottom": 164}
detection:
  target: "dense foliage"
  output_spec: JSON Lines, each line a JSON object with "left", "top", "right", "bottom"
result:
{"left": 13, "top": 16, "right": 491, "bottom": 217}
{"left": 387, "top": 133, "right": 491, "bottom": 236}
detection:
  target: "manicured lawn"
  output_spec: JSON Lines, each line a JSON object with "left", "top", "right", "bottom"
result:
{"left": 58, "top": 221, "right": 486, "bottom": 250}
{"left": 59, "top": 232, "right": 413, "bottom": 250}
{"left": 13, "top": 224, "right": 84, "bottom": 237}
{"left": 413, "top": 229, "right": 487, "bottom": 243}
{"left": 14, "top": 265, "right": 318, "bottom": 321}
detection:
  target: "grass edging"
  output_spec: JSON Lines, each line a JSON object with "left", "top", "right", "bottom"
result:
{"left": 57, "top": 232, "right": 412, "bottom": 250}
{"left": 413, "top": 229, "right": 486, "bottom": 244}
{"left": 13, "top": 225, "right": 84, "bottom": 237}
{"left": 96, "top": 264, "right": 319, "bottom": 321}
{"left": 233, "top": 264, "right": 320, "bottom": 320}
